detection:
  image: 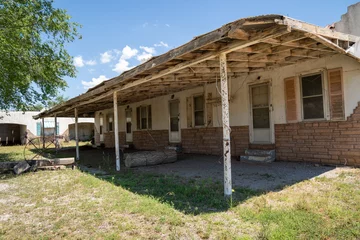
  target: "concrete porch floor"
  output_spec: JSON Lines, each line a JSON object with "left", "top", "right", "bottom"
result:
{"left": 132, "top": 154, "right": 338, "bottom": 191}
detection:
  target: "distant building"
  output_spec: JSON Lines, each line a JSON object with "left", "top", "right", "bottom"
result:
{"left": 0, "top": 111, "right": 94, "bottom": 145}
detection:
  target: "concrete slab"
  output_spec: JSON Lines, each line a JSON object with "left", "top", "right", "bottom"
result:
{"left": 133, "top": 154, "right": 336, "bottom": 191}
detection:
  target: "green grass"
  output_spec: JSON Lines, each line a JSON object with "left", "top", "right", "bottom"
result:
{"left": 0, "top": 141, "right": 90, "bottom": 162}
{"left": 1, "top": 146, "right": 360, "bottom": 239}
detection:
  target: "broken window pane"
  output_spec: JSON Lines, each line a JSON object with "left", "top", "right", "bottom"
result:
{"left": 303, "top": 96, "right": 324, "bottom": 119}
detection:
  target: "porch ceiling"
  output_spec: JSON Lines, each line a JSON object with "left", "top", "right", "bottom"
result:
{"left": 34, "top": 15, "right": 360, "bottom": 119}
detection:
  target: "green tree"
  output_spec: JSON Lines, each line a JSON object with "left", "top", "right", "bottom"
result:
{"left": 0, "top": 0, "right": 80, "bottom": 111}
{"left": 46, "top": 94, "right": 68, "bottom": 108}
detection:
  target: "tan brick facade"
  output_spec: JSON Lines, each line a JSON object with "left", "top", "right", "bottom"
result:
{"left": 275, "top": 102, "right": 360, "bottom": 166}
{"left": 181, "top": 126, "right": 249, "bottom": 156}
{"left": 103, "top": 132, "right": 126, "bottom": 148}
{"left": 132, "top": 130, "right": 169, "bottom": 150}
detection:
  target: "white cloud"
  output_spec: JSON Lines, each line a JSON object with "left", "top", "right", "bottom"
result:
{"left": 121, "top": 45, "right": 138, "bottom": 60}
{"left": 137, "top": 52, "right": 153, "bottom": 63}
{"left": 88, "top": 68, "right": 95, "bottom": 73}
{"left": 100, "top": 51, "right": 113, "bottom": 63}
{"left": 73, "top": 56, "right": 84, "bottom": 67}
{"left": 73, "top": 55, "right": 97, "bottom": 67}
{"left": 85, "top": 60, "right": 97, "bottom": 66}
{"left": 165, "top": 24, "right": 170, "bottom": 27}
{"left": 142, "top": 22, "right": 148, "bottom": 28}
{"left": 140, "top": 46, "right": 156, "bottom": 54}
{"left": 112, "top": 46, "right": 139, "bottom": 74}
{"left": 154, "top": 41, "right": 169, "bottom": 48}
{"left": 112, "top": 58, "right": 132, "bottom": 73}
{"left": 81, "top": 75, "right": 108, "bottom": 89}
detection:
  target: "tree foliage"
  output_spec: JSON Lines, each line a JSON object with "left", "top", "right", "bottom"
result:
{"left": 0, "top": 0, "right": 80, "bottom": 111}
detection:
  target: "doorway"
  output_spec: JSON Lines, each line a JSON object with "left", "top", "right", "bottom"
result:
{"left": 250, "top": 83, "right": 272, "bottom": 143}
{"left": 169, "top": 100, "right": 180, "bottom": 143}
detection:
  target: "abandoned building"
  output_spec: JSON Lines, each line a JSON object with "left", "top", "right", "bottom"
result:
{"left": 35, "top": 11, "right": 360, "bottom": 195}
{"left": 0, "top": 111, "right": 94, "bottom": 145}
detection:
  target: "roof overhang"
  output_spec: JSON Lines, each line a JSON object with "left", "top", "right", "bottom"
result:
{"left": 34, "top": 15, "right": 360, "bottom": 119}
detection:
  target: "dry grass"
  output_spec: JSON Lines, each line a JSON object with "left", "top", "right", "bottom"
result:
{"left": 0, "top": 145, "right": 360, "bottom": 239}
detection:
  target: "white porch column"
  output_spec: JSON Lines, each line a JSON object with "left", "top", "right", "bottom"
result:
{"left": 75, "top": 108, "right": 79, "bottom": 161}
{"left": 113, "top": 91, "right": 120, "bottom": 171}
{"left": 42, "top": 118, "right": 45, "bottom": 148}
{"left": 219, "top": 53, "right": 232, "bottom": 197}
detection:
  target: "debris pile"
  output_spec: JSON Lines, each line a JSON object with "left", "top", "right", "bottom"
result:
{"left": 0, "top": 157, "right": 75, "bottom": 175}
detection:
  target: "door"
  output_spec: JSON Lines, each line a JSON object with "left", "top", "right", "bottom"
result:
{"left": 169, "top": 100, "right": 180, "bottom": 142}
{"left": 250, "top": 84, "right": 271, "bottom": 143}
{"left": 125, "top": 108, "right": 133, "bottom": 142}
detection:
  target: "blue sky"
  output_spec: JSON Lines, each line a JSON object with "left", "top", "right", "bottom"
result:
{"left": 54, "top": 0, "right": 358, "bottom": 98}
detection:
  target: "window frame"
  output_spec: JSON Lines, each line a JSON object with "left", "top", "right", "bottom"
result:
{"left": 107, "top": 114, "right": 114, "bottom": 132}
{"left": 137, "top": 105, "right": 152, "bottom": 130}
{"left": 300, "top": 72, "right": 326, "bottom": 121}
{"left": 193, "top": 94, "right": 205, "bottom": 127}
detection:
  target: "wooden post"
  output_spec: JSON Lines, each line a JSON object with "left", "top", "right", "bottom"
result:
{"left": 54, "top": 114, "right": 57, "bottom": 146}
{"left": 42, "top": 118, "right": 45, "bottom": 148}
{"left": 75, "top": 108, "right": 79, "bottom": 161}
{"left": 219, "top": 53, "right": 232, "bottom": 197}
{"left": 114, "top": 91, "right": 120, "bottom": 171}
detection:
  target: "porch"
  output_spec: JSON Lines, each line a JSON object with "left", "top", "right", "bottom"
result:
{"left": 33, "top": 15, "right": 360, "bottom": 196}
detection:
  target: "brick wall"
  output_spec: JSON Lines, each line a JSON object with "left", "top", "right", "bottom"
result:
{"left": 132, "top": 130, "right": 169, "bottom": 150}
{"left": 181, "top": 126, "right": 249, "bottom": 156}
{"left": 103, "top": 132, "right": 126, "bottom": 148}
{"left": 275, "top": 102, "right": 360, "bottom": 166}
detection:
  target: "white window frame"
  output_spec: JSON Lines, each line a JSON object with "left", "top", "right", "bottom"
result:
{"left": 300, "top": 71, "right": 328, "bottom": 121}
{"left": 192, "top": 94, "right": 205, "bottom": 127}
{"left": 137, "top": 105, "right": 152, "bottom": 130}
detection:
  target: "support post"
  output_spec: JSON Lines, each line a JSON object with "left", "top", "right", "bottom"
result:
{"left": 54, "top": 114, "right": 57, "bottom": 146}
{"left": 42, "top": 118, "right": 45, "bottom": 148}
{"left": 113, "top": 91, "right": 120, "bottom": 171}
{"left": 75, "top": 108, "right": 79, "bottom": 161}
{"left": 219, "top": 53, "right": 232, "bottom": 197}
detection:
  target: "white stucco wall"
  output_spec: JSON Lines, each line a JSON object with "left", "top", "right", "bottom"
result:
{"left": 94, "top": 54, "right": 360, "bottom": 134}
{"left": 0, "top": 111, "right": 94, "bottom": 136}
{"left": 334, "top": 2, "right": 360, "bottom": 36}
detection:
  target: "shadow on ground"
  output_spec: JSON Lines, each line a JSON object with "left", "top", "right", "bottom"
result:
{"left": 73, "top": 148, "right": 336, "bottom": 215}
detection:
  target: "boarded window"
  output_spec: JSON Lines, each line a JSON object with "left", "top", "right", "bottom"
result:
{"left": 328, "top": 68, "right": 344, "bottom": 120}
{"left": 284, "top": 77, "right": 297, "bottom": 122}
{"left": 301, "top": 73, "right": 324, "bottom": 120}
{"left": 194, "top": 95, "right": 205, "bottom": 126}
{"left": 136, "top": 105, "right": 152, "bottom": 130}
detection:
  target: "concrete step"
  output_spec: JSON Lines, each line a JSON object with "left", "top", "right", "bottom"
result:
{"left": 245, "top": 149, "right": 275, "bottom": 157}
{"left": 240, "top": 149, "right": 276, "bottom": 163}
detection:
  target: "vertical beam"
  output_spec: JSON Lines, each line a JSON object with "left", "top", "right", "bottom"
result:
{"left": 114, "top": 91, "right": 120, "bottom": 171}
{"left": 219, "top": 53, "right": 232, "bottom": 197}
{"left": 54, "top": 114, "right": 57, "bottom": 146}
{"left": 42, "top": 118, "right": 45, "bottom": 148}
{"left": 75, "top": 108, "right": 79, "bottom": 161}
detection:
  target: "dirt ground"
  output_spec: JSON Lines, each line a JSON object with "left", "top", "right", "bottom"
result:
{"left": 133, "top": 154, "right": 341, "bottom": 191}
{"left": 71, "top": 147, "right": 342, "bottom": 191}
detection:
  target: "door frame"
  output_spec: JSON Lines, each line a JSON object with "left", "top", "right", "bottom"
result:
{"left": 125, "top": 107, "right": 133, "bottom": 142}
{"left": 248, "top": 80, "right": 275, "bottom": 144}
{"left": 168, "top": 99, "right": 181, "bottom": 143}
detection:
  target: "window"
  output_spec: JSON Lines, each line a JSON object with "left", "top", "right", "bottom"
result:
{"left": 99, "top": 116, "right": 103, "bottom": 134}
{"left": 125, "top": 109, "right": 132, "bottom": 134}
{"left": 108, "top": 115, "right": 113, "bottom": 132}
{"left": 136, "top": 105, "right": 152, "bottom": 130}
{"left": 193, "top": 95, "right": 205, "bottom": 126}
{"left": 301, "top": 73, "right": 324, "bottom": 120}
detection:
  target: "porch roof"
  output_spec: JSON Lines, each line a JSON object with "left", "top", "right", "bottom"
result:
{"left": 34, "top": 14, "right": 360, "bottom": 119}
